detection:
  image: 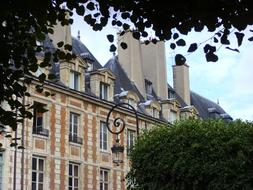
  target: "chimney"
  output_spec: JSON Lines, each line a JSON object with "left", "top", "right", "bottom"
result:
{"left": 173, "top": 64, "right": 191, "bottom": 105}
{"left": 141, "top": 41, "right": 168, "bottom": 100}
{"left": 49, "top": 12, "right": 72, "bottom": 49}
{"left": 117, "top": 31, "right": 145, "bottom": 95}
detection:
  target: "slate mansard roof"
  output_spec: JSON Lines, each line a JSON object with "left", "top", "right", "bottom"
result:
{"left": 44, "top": 36, "right": 232, "bottom": 121}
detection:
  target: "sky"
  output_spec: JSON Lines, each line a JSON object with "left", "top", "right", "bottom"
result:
{"left": 71, "top": 15, "right": 253, "bottom": 121}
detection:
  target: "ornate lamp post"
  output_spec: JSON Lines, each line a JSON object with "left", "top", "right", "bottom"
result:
{"left": 106, "top": 102, "right": 139, "bottom": 166}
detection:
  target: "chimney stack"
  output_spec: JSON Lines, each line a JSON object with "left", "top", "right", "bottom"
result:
{"left": 173, "top": 64, "right": 191, "bottom": 105}
{"left": 141, "top": 41, "right": 168, "bottom": 99}
{"left": 117, "top": 31, "right": 145, "bottom": 95}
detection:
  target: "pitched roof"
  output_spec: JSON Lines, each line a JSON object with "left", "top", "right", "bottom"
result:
{"left": 190, "top": 91, "right": 232, "bottom": 120}
{"left": 104, "top": 56, "right": 145, "bottom": 102}
{"left": 72, "top": 37, "right": 102, "bottom": 70}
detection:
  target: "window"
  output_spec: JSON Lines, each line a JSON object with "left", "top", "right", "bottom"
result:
{"left": 169, "top": 111, "right": 177, "bottom": 123}
{"left": 168, "top": 90, "right": 175, "bottom": 99}
{"left": 87, "top": 62, "right": 93, "bottom": 71}
{"left": 0, "top": 154, "right": 3, "bottom": 190}
{"left": 100, "top": 169, "right": 109, "bottom": 190}
{"left": 69, "top": 163, "right": 79, "bottom": 190}
{"left": 100, "top": 83, "right": 108, "bottom": 100}
{"left": 32, "top": 157, "right": 44, "bottom": 190}
{"left": 151, "top": 107, "right": 158, "bottom": 118}
{"left": 128, "top": 98, "right": 136, "bottom": 109}
{"left": 145, "top": 80, "right": 152, "bottom": 95}
{"left": 100, "top": 122, "right": 108, "bottom": 151}
{"left": 70, "top": 71, "right": 80, "bottom": 90}
{"left": 33, "top": 102, "right": 49, "bottom": 137}
{"left": 69, "top": 112, "right": 82, "bottom": 144}
{"left": 127, "top": 130, "right": 135, "bottom": 155}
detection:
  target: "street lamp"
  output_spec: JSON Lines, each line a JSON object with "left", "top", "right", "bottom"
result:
{"left": 106, "top": 102, "right": 139, "bottom": 166}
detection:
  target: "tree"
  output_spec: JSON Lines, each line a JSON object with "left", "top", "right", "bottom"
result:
{"left": 1, "top": 0, "right": 253, "bottom": 141}
{"left": 126, "top": 119, "right": 253, "bottom": 190}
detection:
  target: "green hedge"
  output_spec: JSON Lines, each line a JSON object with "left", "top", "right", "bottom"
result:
{"left": 127, "top": 119, "right": 253, "bottom": 190}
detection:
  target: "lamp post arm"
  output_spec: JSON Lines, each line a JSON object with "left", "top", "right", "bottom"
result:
{"left": 106, "top": 102, "right": 139, "bottom": 136}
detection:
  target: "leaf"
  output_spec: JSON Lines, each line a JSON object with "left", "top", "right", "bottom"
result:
{"left": 121, "top": 12, "right": 130, "bottom": 19}
{"left": 57, "top": 41, "right": 64, "bottom": 48}
{"left": 205, "top": 52, "right": 218, "bottom": 62}
{"left": 18, "top": 146, "right": 25, "bottom": 149}
{"left": 47, "top": 28, "right": 54, "bottom": 34}
{"left": 10, "top": 143, "right": 18, "bottom": 147}
{"left": 203, "top": 44, "right": 216, "bottom": 53}
{"left": 234, "top": 32, "right": 244, "bottom": 47}
{"left": 132, "top": 31, "right": 140, "bottom": 40}
{"left": 187, "top": 43, "right": 198, "bottom": 52}
{"left": 173, "top": 33, "right": 179, "bottom": 40}
{"left": 248, "top": 36, "right": 253, "bottom": 41}
{"left": 38, "top": 73, "right": 46, "bottom": 83}
{"left": 176, "top": 39, "right": 186, "bottom": 46}
{"left": 226, "top": 47, "right": 240, "bottom": 53}
{"left": 123, "top": 23, "right": 130, "bottom": 30}
{"left": 144, "top": 40, "right": 150, "bottom": 45}
{"left": 86, "top": 2, "right": 95, "bottom": 11}
{"left": 24, "top": 92, "right": 30, "bottom": 97}
{"left": 152, "top": 39, "right": 157, "bottom": 44}
{"left": 76, "top": 5, "right": 85, "bottom": 16}
{"left": 175, "top": 54, "right": 186, "bottom": 66}
{"left": 44, "top": 91, "right": 51, "bottom": 97}
{"left": 109, "top": 44, "right": 117, "bottom": 52}
{"left": 48, "top": 73, "right": 56, "bottom": 80}
{"left": 142, "top": 31, "right": 148, "bottom": 37}
{"left": 5, "top": 134, "right": 12, "bottom": 138}
{"left": 120, "top": 42, "right": 128, "bottom": 49}
{"left": 107, "top": 34, "right": 114, "bottom": 43}
{"left": 64, "top": 44, "right": 72, "bottom": 51}
{"left": 170, "top": 43, "right": 176, "bottom": 49}
{"left": 35, "top": 85, "right": 43, "bottom": 93}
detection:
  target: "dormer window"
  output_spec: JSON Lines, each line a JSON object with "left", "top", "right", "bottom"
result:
{"left": 70, "top": 71, "right": 80, "bottom": 90}
{"left": 100, "top": 82, "right": 109, "bottom": 100}
{"left": 128, "top": 98, "right": 136, "bottom": 109}
{"left": 87, "top": 62, "right": 93, "bottom": 72}
{"left": 145, "top": 79, "right": 152, "bottom": 95}
{"left": 168, "top": 89, "right": 175, "bottom": 99}
{"left": 151, "top": 107, "right": 159, "bottom": 118}
{"left": 169, "top": 110, "right": 177, "bottom": 123}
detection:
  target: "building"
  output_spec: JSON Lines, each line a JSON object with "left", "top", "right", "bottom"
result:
{"left": 0, "top": 23, "right": 232, "bottom": 190}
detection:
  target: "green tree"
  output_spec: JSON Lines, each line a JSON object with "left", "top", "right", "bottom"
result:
{"left": 127, "top": 119, "right": 253, "bottom": 190}
{"left": 1, "top": 0, "right": 253, "bottom": 140}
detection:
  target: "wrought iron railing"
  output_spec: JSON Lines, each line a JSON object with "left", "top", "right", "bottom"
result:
{"left": 33, "top": 127, "right": 49, "bottom": 137}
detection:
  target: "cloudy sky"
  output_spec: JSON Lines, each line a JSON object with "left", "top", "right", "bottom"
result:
{"left": 71, "top": 15, "right": 253, "bottom": 121}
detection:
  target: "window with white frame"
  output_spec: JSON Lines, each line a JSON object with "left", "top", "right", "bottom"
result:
{"left": 70, "top": 71, "right": 80, "bottom": 90}
{"left": 169, "top": 110, "right": 177, "bottom": 123}
{"left": 0, "top": 153, "right": 3, "bottom": 190}
{"left": 32, "top": 156, "right": 44, "bottom": 190}
{"left": 127, "top": 129, "right": 135, "bottom": 155}
{"left": 100, "top": 122, "right": 108, "bottom": 151}
{"left": 100, "top": 169, "right": 109, "bottom": 190}
{"left": 68, "top": 163, "right": 79, "bottom": 190}
{"left": 100, "top": 82, "right": 108, "bottom": 100}
{"left": 69, "top": 112, "right": 82, "bottom": 144}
